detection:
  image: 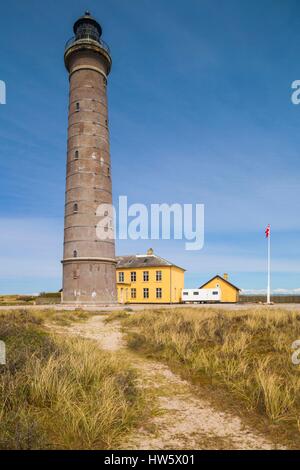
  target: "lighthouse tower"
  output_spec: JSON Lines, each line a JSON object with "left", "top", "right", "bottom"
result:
{"left": 62, "top": 12, "right": 117, "bottom": 305}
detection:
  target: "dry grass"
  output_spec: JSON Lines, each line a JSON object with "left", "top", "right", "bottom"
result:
{"left": 42, "top": 309, "right": 91, "bottom": 325}
{"left": 0, "top": 309, "right": 145, "bottom": 449}
{"left": 0, "top": 293, "right": 62, "bottom": 306}
{"left": 104, "top": 311, "right": 130, "bottom": 323}
{"left": 122, "top": 307, "right": 300, "bottom": 444}
{"left": 0, "top": 295, "right": 36, "bottom": 306}
{"left": 0, "top": 308, "right": 90, "bottom": 326}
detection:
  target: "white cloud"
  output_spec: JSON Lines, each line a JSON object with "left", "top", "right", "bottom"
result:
{"left": 241, "top": 288, "right": 300, "bottom": 295}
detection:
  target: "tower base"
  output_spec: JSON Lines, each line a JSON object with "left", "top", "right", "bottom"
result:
{"left": 62, "top": 258, "right": 117, "bottom": 305}
{"left": 61, "top": 301, "right": 119, "bottom": 307}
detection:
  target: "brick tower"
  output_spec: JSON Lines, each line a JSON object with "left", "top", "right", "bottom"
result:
{"left": 62, "top": 12, "right": 117, "bottom": 305}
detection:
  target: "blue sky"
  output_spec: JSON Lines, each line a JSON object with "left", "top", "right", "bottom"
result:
{"left": 1, "top": 0, "right": 300, "bottom": 294}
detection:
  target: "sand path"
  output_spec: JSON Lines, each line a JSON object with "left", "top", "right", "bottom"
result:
{"left": 54, "top": 315, "right": 282, "bottom": 450}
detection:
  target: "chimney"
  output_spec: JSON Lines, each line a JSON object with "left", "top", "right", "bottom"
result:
{"left": 223, "top": 273, "right": 229, "bottom": 281}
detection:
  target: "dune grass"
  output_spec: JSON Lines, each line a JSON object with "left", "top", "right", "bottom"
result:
{"left": 122, "top": 307, "right": 300, "bottom": 446}
{"left": 0, "top": 309, "right": 145, "bottom": 449}
{"left": 0, "top": 293, "right": 61, "bottom": 306}
{"left": 0, "top": 307, "right": 90, "bottom": 326}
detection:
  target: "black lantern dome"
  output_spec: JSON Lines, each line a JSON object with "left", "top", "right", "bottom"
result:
{"left": 73, "top": 11, "right": 102, "bottom": 43}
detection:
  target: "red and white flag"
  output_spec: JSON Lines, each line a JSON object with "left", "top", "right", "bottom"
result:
{"left": 265, "top": 224, "right": 270, "bottom": 238}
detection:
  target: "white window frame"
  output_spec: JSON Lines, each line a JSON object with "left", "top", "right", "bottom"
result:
{"left": 131, "top": 288, "right": 136, "bottom": 299}
{"left": 156, "top": 288, "right": 162, "bottom": 299}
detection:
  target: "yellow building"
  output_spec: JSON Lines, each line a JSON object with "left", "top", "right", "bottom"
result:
{"left": 116, "top": 249, "right": 185, "bottom": 304}
{"left": 199, "top": 274, "right": 240, "bottom": 303}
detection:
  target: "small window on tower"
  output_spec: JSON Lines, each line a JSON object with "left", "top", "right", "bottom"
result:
{"left": 107, "top": 167, "right": 110, "bottom": 177}
{"left": 105, "top": 119, "right": 108, "bottom": 127}
{"left": 74, "top": 150, "right": 79, "bottom": 160}
{"left": 76, "top": 102, "right": 80, "bottom": 111}
{"left": 73, "top": 250, "right": 78, "bottom": 258}
{"left": 73, "top": 269, "right": 79, "bottom": 279}
{"left": 73, "top": 203, "right": 78, "bottom": 213}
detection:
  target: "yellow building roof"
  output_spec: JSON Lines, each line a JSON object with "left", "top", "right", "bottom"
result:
{"left": 199, "top": 275, "right": 241, "bottom": 291}
{"left": 116, "top": 250, "right": 185, "bottom": 271}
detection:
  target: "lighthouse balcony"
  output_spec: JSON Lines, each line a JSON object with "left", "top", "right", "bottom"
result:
{"left": 65, "top": 36, "right": 110, "bottom": 55}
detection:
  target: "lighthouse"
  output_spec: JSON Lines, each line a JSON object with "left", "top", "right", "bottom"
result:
{"left": 62, "top": 12, "right": 117, "bottom": 305}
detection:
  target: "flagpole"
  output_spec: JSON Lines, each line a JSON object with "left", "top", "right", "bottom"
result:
{"left": 267, "top": 227, "right": 271, "bottom": 304}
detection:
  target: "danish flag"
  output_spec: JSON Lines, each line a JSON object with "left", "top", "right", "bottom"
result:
{"left": 265, "top": 224, "right": 270, "bottom": 238}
